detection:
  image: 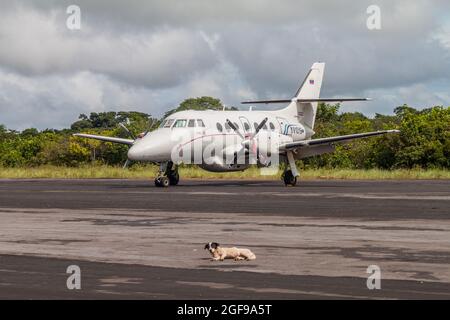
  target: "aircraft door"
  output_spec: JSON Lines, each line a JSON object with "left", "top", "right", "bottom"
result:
{"left": 276, "top": 117, "right": 287, "bottom": 134}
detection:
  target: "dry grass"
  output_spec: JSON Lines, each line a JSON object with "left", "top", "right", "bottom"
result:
{"left": 0, "top": 165, "right": 449, "bottom": 180}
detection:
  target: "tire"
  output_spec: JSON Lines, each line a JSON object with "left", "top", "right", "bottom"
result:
{"left": 154, "top": 177, "right": 162, "bottom": 187}
{"left": 168, "top": 171, "right": 179, "bottom": 185}
{"left": 290, "top": 176, "right": 297, "bottom": 187}
{"left": 283, "top": 170, "right": 297, "bottom": 186}
{"left": 160, "top": 176, "right": 170, "bottom": 187}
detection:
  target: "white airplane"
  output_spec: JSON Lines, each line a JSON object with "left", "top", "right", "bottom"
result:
{"left": 74, "top": 62, "right": 399, "bottom": 187}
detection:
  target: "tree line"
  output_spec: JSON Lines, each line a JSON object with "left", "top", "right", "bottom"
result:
{"left": 0, "top": 96, "right": 449, "bottom": 169}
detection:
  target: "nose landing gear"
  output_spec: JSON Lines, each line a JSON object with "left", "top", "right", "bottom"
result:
{"left": 154, "top": 175, "right": 170, "bottom": 187}
{"left": 154, "top": 161, "right": 179, "bottom": 187}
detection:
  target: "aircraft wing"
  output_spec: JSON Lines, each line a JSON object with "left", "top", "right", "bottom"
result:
{"left": 280, "top": 130, "right": 400, "bottom": 151}
{"left": 73, "top": 133, "right": 134, "bottom": 145}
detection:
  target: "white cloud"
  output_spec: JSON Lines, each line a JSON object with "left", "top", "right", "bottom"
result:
{"left": 0, "top": 1, "right": 449, "bottom": 130}
{"left": 0, "top": 6, "right": 218, "bottom": 88}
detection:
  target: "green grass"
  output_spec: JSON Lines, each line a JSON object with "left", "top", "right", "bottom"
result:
{"left": 0, "top": 165, "right": 449, "bottom": 180}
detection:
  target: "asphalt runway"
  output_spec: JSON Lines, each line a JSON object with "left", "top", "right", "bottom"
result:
{"left": 0, "top": 178, "right": 449, "bottom": 299}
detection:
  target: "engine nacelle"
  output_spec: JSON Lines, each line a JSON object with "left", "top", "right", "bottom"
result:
{"left": 200, "top": 156, "right": 250, "bottom": 172}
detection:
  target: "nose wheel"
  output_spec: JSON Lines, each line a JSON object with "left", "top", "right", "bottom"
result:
{"left": 154, "top": 161, "right": 179, "bottom": 187}
{"left": 155, "top": 176, "right": 170, "bottom": 187}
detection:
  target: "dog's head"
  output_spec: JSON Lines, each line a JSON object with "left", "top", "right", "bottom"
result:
{"left": 204, "top": 242, "right": 220, "bottom": 252}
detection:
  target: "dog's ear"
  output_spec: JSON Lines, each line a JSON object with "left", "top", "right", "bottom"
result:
{"left": 212, "top": 242, "right": 219, "bottom": 248}
{"left": 204, "top": 243, "right": 209, "bottom": 250}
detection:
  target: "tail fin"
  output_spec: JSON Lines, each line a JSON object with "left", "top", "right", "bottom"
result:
{"left": 242, "top": 62, "right": 370, "bottom": 132}
{"left": 281, "top": 62, "right": 325, "bottom": 130}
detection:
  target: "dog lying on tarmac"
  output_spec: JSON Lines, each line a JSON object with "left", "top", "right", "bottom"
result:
{"left": 204, "top": 242, "right": 256, "bottom": 261}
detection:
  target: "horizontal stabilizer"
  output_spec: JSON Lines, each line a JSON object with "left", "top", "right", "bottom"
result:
{"left": 242, "top": 98, "right": 371, "bottom": 104}
{"left": 73, "top": 133, "right": 134, "bottom": 145}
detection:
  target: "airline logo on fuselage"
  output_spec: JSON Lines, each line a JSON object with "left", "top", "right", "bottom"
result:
{"left": 283, "top": 124, "right": 305, "bottom": 136}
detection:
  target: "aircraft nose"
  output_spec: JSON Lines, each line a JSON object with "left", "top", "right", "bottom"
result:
{"left": 127, "top": 130, "right": 173, "bottom": 161}
{"left": 127, "top": 143, "right": 145, "bottom": 161}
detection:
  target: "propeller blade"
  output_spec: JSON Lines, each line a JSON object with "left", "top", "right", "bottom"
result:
{"left": 226, "top": 119, "right": 244, "bottom": 139}
{"left": 123, "top": 159, "right": 131, "bottom": 169}
{"left": 253, "top": 117, "right": 268, "bottom": 138}
{"left": 242, "top": 117, "right": 268, "bottom": 149}
{"left": 119, "top": 123, "right": 136, "bottom": 140}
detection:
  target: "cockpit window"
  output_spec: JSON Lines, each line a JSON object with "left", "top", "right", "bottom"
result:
{"left": 196, "top": 119, "right": 205, "bottom": 127}
{"left": 159, "top": 120, "right": 167, "bottom": 128}
{"left": 173, "top": 119, "right": 187, "bottom": 128}
{"left": 164, "top": 119, "right": 174, "bottom": 128}
{"left": 188, "top": 119, "right": 196, "bottom": 127}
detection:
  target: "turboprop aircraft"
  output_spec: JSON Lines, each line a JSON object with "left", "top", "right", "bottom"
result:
{"left": 74, "top": 62, "right": 399, "bottom": 187}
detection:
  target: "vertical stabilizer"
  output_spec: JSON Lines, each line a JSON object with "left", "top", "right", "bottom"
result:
{"left": 280, "top": 62, "right": 325, "bottom": 130}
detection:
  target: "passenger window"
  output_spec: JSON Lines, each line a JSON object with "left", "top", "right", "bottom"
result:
{"left": 188, "top": 119, "right": 196, "bottom": 127}
{"left": 173, "top": 119, "right": 187, "bottom": 128}
{"left": 197, "top": 119, "right": 205, "bottom": 127}
{"left": 269, "top": 122, "right": 275, "bottom": 130}
{"left": 216, "top": 123, "right": 223, "bottom": 132}
{"left": 164, "top": 119, "right": 174, "bottom": 128}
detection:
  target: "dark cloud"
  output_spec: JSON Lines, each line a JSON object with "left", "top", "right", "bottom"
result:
{"left": 0, "top": 0, "right": 449, "bottom": 129}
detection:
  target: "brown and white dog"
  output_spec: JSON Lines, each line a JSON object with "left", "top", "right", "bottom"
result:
{"left": 204, "top": 242, "right": 256, "bottom": 261}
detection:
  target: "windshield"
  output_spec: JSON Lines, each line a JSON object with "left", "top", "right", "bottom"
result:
{"left": 164, "top": 119, "right": 174, "bottom": 128}
{"left": 173, "top": 119, "right": 187, "bottom": 128}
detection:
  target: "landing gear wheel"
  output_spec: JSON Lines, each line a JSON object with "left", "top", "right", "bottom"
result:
{"left": 154, "top": 176, "right": 169, "bottom": 187}
{"left": 160, "top": 176, "right": 170, "bottom": 187}
{"left": 154, "top": 162, "right": 179, "bottom": 187}
{"left": 283, "top": 170, "right": 297, "bottom": 186}
{"left": 168, "top": 171, "right": 179, "bottom": 185}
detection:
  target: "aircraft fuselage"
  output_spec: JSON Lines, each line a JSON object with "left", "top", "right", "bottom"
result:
{"left": 127, "top": 109, "right": 308, "bottom": 172}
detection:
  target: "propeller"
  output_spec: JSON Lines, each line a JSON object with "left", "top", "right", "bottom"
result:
{"left": 119, "top": 123, "right": 136, "bottom": 140}
{"left": 225, "top": 117, "right": 268, "bottom": 163}
{"left": 123, "top": 159, "right": 131, "bottom": 169}
{"left": 118, "top": 123, "right": 136, "bottom": 168}
{"left": 118, "top": 117, "right": 158, "bottom": 168}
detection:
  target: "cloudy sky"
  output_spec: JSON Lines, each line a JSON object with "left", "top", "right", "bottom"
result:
{"left": 0, "top": 0, "right": 449, "bottom": 130}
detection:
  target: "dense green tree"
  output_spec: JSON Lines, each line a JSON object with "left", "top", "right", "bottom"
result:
{"left": 163, "top": 96, "right": 237, "bottom": 118}
{"left": 0, "top": 101, "right": 449, "bottom": 169}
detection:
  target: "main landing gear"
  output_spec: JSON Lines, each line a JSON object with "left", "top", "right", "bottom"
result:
{"left": 154, "top": 161, "right": 179, "bottom": 187}
{"left": 282, "top": 151, "right": 299, "bottom": 187}
{"left": 282, "top": 169, "right": 297, "bottom": 186}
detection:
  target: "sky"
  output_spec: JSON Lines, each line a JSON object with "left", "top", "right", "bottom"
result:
{"left": 0, "top": 0, "right": 449, "bottom": 130}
